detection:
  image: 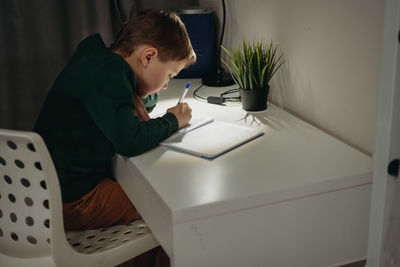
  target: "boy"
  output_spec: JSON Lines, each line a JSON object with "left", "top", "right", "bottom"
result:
{"left": 34, "top": 10, "right": 195, "bottom": 265}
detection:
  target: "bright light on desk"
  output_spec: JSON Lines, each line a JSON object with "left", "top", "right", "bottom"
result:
{"left": 196, "top": 165, "right": 225, "bottom": 203}
{"left": 154, "top": 151, "right": 226, "bottom": 205}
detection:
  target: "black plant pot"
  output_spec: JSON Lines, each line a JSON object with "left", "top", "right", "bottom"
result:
{"left": 239, "top": 86, "right": 270, "bottom": 111}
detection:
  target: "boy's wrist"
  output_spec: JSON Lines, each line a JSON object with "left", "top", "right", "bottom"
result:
{"left": 163, "top": 112, "right": 179, "bottom": 132}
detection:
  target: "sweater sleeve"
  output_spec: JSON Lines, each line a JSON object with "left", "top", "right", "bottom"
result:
{"left": 82, "top": 65, "right": 178, "bottom": 157}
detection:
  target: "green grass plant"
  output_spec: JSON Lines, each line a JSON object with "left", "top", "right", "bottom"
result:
{"left": 222, "top": 40, "right": 284, "bottom": 90}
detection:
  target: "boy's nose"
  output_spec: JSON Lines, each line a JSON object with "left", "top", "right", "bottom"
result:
{"left": 162, "top": 83, "right": 168, "bottom": 90}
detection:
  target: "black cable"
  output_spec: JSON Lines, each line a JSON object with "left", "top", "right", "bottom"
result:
{"left": 193, "top": 84, "right": 207, "bottom": 102}
{"left": 201, "top": 0, "right": 235, "bottom": 87}
{"left": 215, "top": 0, "right": 226, "bottom": 69}
{"left": 220, "top": 88, "right": 240, "bottom": 102}
{"left": 221, "top": 88, "right": 239, "bottom": 97}
{"left": 193, "top": 84, "right": 241, "bottom": 104}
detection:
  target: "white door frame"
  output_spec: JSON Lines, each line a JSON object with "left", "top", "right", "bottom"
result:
{"left": 366, "top": 0, "right": 400, "bottom": 266}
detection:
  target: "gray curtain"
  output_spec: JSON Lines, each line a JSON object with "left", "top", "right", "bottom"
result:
{"left": 0, "top": 0, "right": 198, "bottom": 131}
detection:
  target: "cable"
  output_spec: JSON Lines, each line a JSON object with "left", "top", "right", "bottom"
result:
{"left": 216, "top": 0, "right": 226, "bottom": 69}
{"left": 201, "top": 0, "right": 235, "bottom": 87}
{"left": 221, "top": 88, "right": 239, "bottom": 97}
{"left": 193, "top": 84, "right": 241, "bottom": 104}
{"left": 192, "top": 84, "right": 207, "bottom": 102}
{"left": 220, "top": 88, "right": 240, "bottom": 102}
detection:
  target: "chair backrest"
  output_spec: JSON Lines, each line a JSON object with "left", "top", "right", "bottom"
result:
{"left": 0, "top": 129, "right": 64, "bottom": 258}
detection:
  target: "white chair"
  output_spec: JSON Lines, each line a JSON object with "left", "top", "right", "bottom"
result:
{"left": 0, "top": 128, "right": 160, "bottom": 267}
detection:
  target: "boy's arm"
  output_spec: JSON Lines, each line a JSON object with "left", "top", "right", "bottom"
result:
{"left": 133, "top": 94, "right": 158, "bottom": 121}
{"left": 133, "top": 94, "right": 151, "bottom": 121}
{"left": 84, "top": 74, "right": 178, "bottom": 157}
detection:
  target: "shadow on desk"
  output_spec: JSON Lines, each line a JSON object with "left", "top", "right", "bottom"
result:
{"left": 236, "top": 107, "right": 316, "bottom": 134}
{"left": 134, "top": 147, "right": 168, "bottom": 169}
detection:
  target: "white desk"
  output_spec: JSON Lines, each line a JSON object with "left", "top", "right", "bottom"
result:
{"left": 114, "top": 79, "right": 373, "bottom": 267}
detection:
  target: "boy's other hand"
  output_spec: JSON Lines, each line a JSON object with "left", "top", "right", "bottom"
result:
{"left": 133, "top": 93, "right": 150, "bottom": 121}
{"left": 167, "top": 103, "right": 192, "bottom": 129}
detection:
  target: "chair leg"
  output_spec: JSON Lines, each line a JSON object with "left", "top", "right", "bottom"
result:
{"left": 133, "top": 246, "right": 160, "bottom": 267}
{"left": 157, "top": 247, "right": 171, "bottom": 267}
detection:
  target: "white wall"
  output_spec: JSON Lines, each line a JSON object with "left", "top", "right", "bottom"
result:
{"left": 200, "top": 0, "right": 384, "bottom": 155}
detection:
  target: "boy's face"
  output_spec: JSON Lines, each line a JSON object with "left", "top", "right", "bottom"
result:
{"left": 137, "top": 57, "right": 186, "bottom": 98}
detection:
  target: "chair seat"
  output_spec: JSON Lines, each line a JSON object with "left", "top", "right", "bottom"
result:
{"left": 66, "top": 220, "right": 152, "bottom": 254}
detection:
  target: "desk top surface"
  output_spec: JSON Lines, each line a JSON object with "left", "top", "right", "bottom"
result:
{"left": 123, "top": 79, "right": 373, "bottom": 223}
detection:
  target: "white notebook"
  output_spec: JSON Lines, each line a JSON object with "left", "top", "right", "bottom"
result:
{"left": 160, "top": 117, "right": 264, "bottom": 159}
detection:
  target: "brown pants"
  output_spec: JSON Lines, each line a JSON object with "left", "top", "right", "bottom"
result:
{"left": 63, "top": 179, "right": 170, "bottom": 267}
{"left": 63, "top": 179, "right": 140, "bottom": 230}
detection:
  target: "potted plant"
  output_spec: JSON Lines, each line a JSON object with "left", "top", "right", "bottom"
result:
{"left": 222, "top": 40, "right": 284, "bottom": 111}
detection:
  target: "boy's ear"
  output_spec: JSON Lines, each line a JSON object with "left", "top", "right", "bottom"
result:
{"left": 141, "top": 47, "right": 158, "bottom": 67}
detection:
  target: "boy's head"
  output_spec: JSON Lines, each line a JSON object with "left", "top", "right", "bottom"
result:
{"left": 111, "top": 10, "right": 196, "bottom": 97}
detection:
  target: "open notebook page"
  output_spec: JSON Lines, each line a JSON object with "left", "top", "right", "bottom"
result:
{"left": 165, "top": 116, "right": 214, "bottom": 142}
{"left": 161, "top": 121, "right": 264, "bottom": 159}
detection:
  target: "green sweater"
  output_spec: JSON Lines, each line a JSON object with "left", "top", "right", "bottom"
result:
{"left": 34, "top": 34, "right": 178, "bottom": 202}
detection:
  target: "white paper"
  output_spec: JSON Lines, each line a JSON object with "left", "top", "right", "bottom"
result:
{"left": 163, "top": 116, "right": 214, "bottom": 142}
{"left": 161, "top": 120, "right": 264, "bottom": 159}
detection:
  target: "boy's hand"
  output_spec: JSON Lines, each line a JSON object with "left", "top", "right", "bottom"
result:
{"left": 167, "top": 103, "right": 192, "bottom": 129}
{"left": 133, "top": 93, "right": 150, "bottom": 122}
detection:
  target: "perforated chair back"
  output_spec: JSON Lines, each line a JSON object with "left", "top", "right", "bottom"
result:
{"left": 0, "top": 129, "right": 59, "bottom": 258}
{"left": 0, "top": 129, "right": 159, "bottom": 267}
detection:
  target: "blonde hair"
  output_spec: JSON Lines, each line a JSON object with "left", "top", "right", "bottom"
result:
{"left": 111, "top": 10, "right": 196, "bottom": 66}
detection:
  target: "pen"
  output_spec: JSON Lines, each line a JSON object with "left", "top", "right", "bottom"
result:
{"left": 178, "top": 82, "right": 191, "bottom": 104}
